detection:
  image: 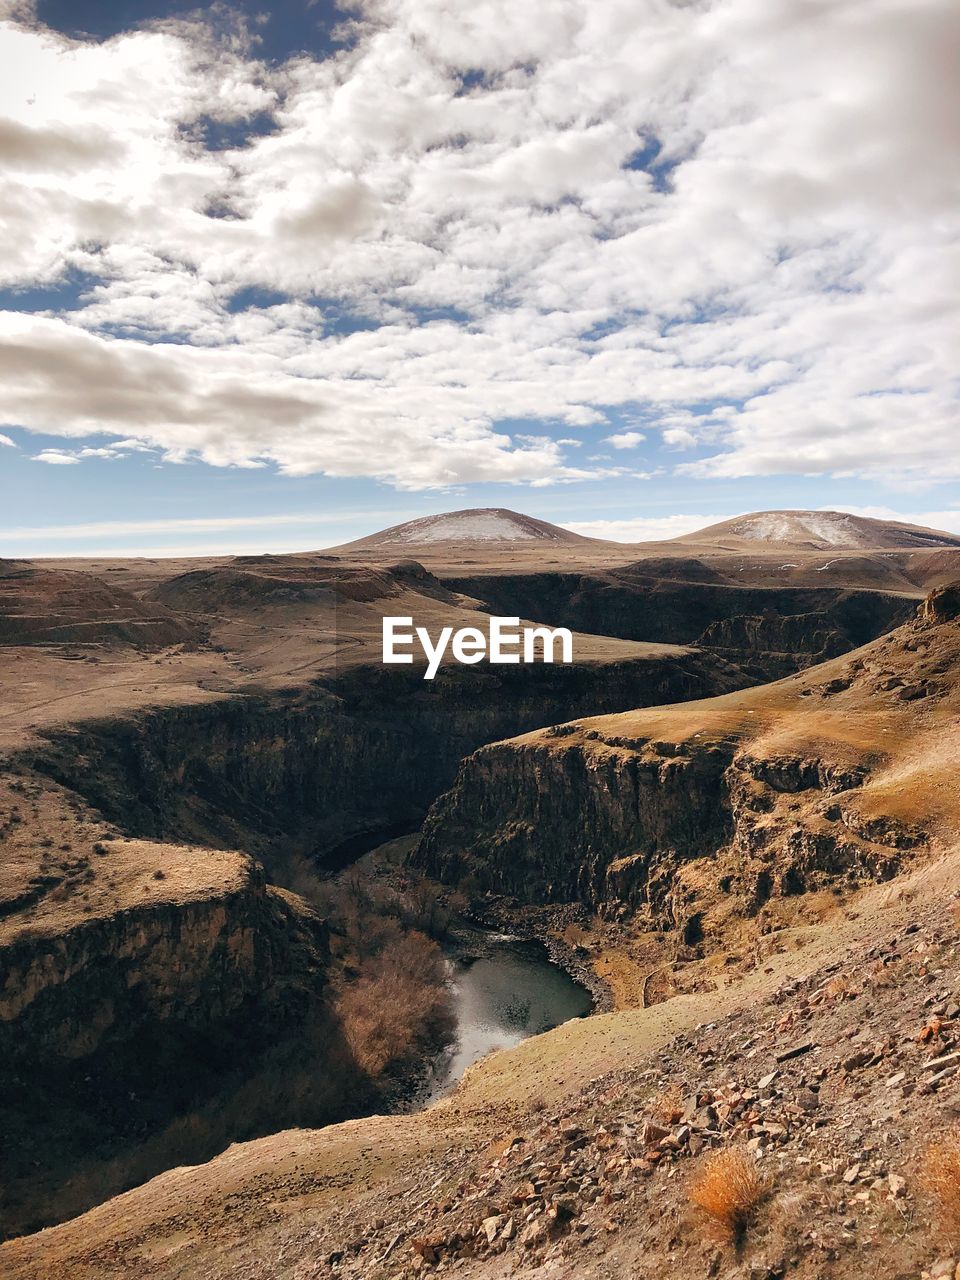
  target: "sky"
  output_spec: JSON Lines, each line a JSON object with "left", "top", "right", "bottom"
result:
{"left": 0, "top": 0, "right": 958, "bottom": 556}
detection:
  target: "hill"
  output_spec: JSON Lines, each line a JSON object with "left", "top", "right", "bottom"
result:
{"left": 333, "top": 507, "right": 600, "bottom": 550}
{"left": 0, "top": 560, "right": 201, "bottom": 649}
{"left": 679, "top": 509, "right": 960, "bottom": 551}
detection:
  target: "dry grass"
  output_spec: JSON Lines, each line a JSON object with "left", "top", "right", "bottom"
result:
{"left": 689, "top": 1147, "right": 768, "bottom": 1246}
{"left": 922, "top": 1130, "right": 960, "bottom": 1236}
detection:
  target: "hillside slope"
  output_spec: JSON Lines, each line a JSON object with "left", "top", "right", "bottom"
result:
{"left": 5, "top": 832, "right": 959, "bottom": 1279}
{"left": 679, "top": 509, "right": 960, "bottom": 551}
{"left": 333, "top": 508, "right": 599, "bottom": 550}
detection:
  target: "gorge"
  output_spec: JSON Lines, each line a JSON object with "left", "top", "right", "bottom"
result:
{"left": 3, "top": 509, "right": 960, "bottom": 1273}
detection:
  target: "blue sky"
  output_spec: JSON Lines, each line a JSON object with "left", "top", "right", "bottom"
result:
{"left": 1, "top": 0, "right": 958, "bottom": 555}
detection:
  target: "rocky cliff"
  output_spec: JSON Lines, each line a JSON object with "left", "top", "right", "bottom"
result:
{"left": 26, "top": 651, "right": 751, "bottom": 868}
{"left": 416, "top": 594, "right": 959, "bottom": 937}
{"left": 694, "top": 610, "right": 851, "bottom": 671}
{"left": 0, "top": 770, "right": 336, "bottom": 1238}
{"left": 415, "top": 732, "right": 911, "bottom": 929}
{"left": 1, "top": 857, "right": 327, "bottom": 1067}
{"left": 441, "top": 570, "right": 913, "bottom": 663}
{"left": 416, "top": 734, "right": 733, "bottom": 909}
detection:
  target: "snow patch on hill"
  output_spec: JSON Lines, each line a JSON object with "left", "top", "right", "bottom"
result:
{"left": 731, "top": 512, "right": 862, "bottom": 546}
{"left": 381, "top": 511, "right": 557, "bottom": 543}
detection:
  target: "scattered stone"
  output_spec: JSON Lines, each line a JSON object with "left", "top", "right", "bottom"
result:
{"left": 887, "top": 1173, "right": 906, "bottom": 1198}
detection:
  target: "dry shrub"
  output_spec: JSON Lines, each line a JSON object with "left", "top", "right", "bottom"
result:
{"left": 336, "top": 928, "right": 455, "bottom": 1077}
{"left": 689, "top": 1147, "right": 768, "bottom": 1246}
{"left": 922, "top": 1130, "right": 960, "bottom": 1235}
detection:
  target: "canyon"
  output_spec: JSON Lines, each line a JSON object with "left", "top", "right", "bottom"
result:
{"left": 2, "top": 509, "right": 960, "bottom": 1278}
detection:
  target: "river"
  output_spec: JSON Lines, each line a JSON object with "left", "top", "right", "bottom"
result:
{"left": 415, "top": 929, "right": 593, "bottom": 1107}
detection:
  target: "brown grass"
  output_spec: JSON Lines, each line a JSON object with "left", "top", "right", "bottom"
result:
{"left": 922, "top": 1130, "right": 960, "bottom": 1236}
{"left": 689, "top": 1147, "right": 768, "bottom": 1246}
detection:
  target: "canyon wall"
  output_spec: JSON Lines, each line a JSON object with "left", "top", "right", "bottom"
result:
{"left": 416, "top": 736, "right": 734, "bottom": 906}
{"left": 0, "top": 862, "right": 327, "bottom": 1067}
{"left": 0, "top": 848, "right": 336, "bottom": 1237}
{"left": 442, "top": 572, "right": 912, "bottom": 661}
{"left": 416, "top": 731, "right": 918, "bottom": 925}
{"left": 26, "top": 652, "right": 750, "bottom": 865}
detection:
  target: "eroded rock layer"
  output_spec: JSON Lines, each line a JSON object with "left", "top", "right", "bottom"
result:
{"left": 415, "top": 592, "right": 959, "bottom": 937}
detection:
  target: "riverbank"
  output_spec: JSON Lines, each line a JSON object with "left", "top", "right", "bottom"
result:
{"left": 325, "top": 838, "right": 598, "bottom": 1107}
{"left": 457, "top": 896, "right": 614, "bottom": 1012}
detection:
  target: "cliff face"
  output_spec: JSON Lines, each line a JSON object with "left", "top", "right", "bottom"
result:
{"left": 0, "top": 794, "right": 337, "bottom": 1238}
{"left": 415, "top": 732, "right": 917, "bottom": 929}
{"left": 415, "top": 591, "right": 960, "bottom": 929}
{"left": 0, "top": 862, "right": 327, "bottom": 1066}
{"left": 414, "top": 581, "right": 960, "bottom": 931}
{"left": 694, "top": 610, "right": 851, "bottom": 670}
{"left": 27, "top": 653, "right": 751, "bottom": 866}
{"left": 416, "top": 736, "right": 734, "bottom": 907}
{"left": 441, "top": 571, "right": 912, "bottom": 662}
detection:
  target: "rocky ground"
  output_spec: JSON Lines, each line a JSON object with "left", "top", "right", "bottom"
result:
{"left": 260, "top": 895, "right": 960, "bottom": 1280}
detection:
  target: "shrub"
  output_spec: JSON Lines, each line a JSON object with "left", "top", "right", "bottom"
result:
{"left": 336, "top": 928, "right": 454, "bottom": 1078}
{"left": 689, "top": 1147, "right": 768, "bottom": 1246}
{"left": 922, "top": 1130, "right": 960, "bottom": 1235}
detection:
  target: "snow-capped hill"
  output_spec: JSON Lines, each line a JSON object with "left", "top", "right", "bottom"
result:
{"left": 339, "top": 508, "right": 595, "bottom": 548}
{"left": 681, "top": 510, "right": 960, "bottom": 551}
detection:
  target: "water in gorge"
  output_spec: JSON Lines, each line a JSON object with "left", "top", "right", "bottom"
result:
{"left": 416, "top": 931, "right": 593, "bottom": 1107}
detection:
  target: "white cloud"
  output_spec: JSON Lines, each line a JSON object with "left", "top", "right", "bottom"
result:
{"left": 0, "top": 509, "right": 408, "bottom": 541}
{"left": 0, "top": 0, "right": 956, "bottom": 487}
{"left": 605, "top": 431, "right": 646, "bottom": 449}
{"left": 662, "top": 426, "right": 697, "bottom": 449}
{"left": 32, "top": 449, "right": 79, "bottom": 464}
{"left": 0, "top": 432, "right": 15, "bottom": 446}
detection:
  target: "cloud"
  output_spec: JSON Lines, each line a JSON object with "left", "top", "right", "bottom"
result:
{"left": 32, "top": 449, "right": 79, "bottom": 464}
{"left": 0, "top": 432, "right": 15, "bottom": 446}
{"left": 0, "top": 0, "right": 956, "bottom": 487}
{"left": 605, "top": 431, "right": 646, "bottom": 449}
{"left": 662, "top": 426, "right": 697, "bottom": 449}
{"left": 0, "top": 510, "right": 407, "bottom": 541}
